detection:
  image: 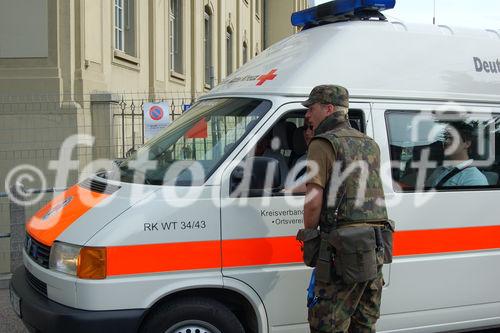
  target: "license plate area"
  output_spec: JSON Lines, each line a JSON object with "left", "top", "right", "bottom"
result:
{"left": 9, "top": 287, "right": 21, "bottom": 318}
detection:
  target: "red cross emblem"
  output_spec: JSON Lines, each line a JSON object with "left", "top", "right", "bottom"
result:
{"left": 256, "top": 69, "right": 277, "bottom": 86}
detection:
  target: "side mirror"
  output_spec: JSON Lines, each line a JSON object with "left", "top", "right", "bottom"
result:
{"left": 230, "top": 157, "right": 282, "bottom": 197}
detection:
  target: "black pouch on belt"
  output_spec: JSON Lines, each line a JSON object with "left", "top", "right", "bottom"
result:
{"left": 329, "top": 226, "right": 378, "bottom": 284}
{"left": 296, "top": 228, "right": 321, "bottom": 267}
{"left": 381, "top": 219, "right": 395, "bottom": 264}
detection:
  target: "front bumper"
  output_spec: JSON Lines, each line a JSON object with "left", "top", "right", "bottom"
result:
{"left": 10, "top": 266, "right": 146, "bottom": 333}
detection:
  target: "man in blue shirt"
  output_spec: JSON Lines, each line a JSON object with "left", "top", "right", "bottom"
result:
{"left": 427, "top": 122, "right": 488, "bottom": 187}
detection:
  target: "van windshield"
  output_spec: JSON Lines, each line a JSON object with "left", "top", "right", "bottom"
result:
{"left": 118, "top": 98, "right": 271, "bottom": 185}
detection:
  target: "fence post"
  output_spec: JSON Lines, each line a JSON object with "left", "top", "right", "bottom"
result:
{"left": 0, "top": 230, "right": 10, "bottom": 279}
{"left": 9, "top": 185, "right": 26, "bottom": 273}
{"left": 90, "top": 93, "right": 120, "bottom": 160}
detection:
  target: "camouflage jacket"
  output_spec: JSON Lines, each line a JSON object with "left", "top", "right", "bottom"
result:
{"left": 313, "top": 112, "right": 388, "bottom": 229}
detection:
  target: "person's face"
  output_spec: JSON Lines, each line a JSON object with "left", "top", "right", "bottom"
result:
{"left": 303, "top": 121, "right": 314, "bottom": 145}
{"left": 255, "top": 136, "right": 270, "bottom": 156}
{"left": 443, "top": 128, "right": 471, "bottom": 159}
{"left": 305, "top": 102, "right": 334, "bottom": 130}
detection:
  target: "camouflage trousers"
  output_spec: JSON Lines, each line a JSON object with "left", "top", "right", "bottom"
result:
{"left": 308, "top": 267, "right": 384, "bottom": 333}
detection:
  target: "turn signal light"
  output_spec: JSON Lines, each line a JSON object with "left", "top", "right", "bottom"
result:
{"left": 77, "top": 247, "right": 107, "bottom": 279}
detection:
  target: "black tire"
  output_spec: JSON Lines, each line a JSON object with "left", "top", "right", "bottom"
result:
{"left": 140, "top": 297, "right": 246, "bottom": 333}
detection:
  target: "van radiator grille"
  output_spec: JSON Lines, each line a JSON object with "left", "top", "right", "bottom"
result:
{"left": 25, "top": 234, "right": 50, "bottom": 269}
{"left": 78, "top": 178, "right": 120, "bottom": 194}
{"left": 25, "top": 269, "right": 48, "bottom": 297}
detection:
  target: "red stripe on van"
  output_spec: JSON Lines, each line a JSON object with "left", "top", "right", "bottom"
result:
{"left": 222, "top": 236, "right": 303, "bottom": 268}
{"left": 393, "top": 225, "right": 500, "bottom": 256}
{"left": 105, "top": 226, "right": 500, "bottom": 276}
{"left": 106, "top": 240, "right": 222, "bottom": 276}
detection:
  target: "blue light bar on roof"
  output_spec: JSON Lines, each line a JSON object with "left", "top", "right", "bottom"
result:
{"left": 291, "top": 0, "right": 396, "bottom": 27}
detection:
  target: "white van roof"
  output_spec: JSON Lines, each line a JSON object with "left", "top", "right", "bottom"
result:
{"left": 207, "top": 20, "right": 500, "bottom": 103}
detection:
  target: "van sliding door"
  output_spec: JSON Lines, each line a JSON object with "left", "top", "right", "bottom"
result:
{"left": 372, "top": 102, "right": 500, "bottom": 332}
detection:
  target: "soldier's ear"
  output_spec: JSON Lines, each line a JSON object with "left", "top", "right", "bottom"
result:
{"left": 327, "top": 104, "right": 335, "bottom": 115}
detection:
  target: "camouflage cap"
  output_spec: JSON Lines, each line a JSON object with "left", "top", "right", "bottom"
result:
{"left": 301, "top": 85, "right": 349, "bottom": 108}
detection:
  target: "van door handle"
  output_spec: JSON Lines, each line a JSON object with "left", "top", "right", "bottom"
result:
{"left": 0, "top": 232, "right": 11, "bottom": 238}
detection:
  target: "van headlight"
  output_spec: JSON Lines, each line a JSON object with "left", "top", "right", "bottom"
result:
{"left": 49, "top": 242, "right": 81, "bottom": 276}
{"left": 49, "top": 242, "right": 107, "bottom": 279}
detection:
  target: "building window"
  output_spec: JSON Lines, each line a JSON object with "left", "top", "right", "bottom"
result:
{"left": 226, "top": 27, "right": 233, "bottom": 76}
{"left": 114, "top": 0, "right": 136, "bottom": 56}
{"left": 170, "top": 0, "right": 183, "bottom": 74}
{"left": 242, "top": 42, "right": 248, "bottom": 64}
{"left": 204, "top": 7, "right": 213, "bottom": 87}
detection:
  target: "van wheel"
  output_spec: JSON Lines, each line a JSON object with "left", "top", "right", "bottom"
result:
{"left": 141, "top": 297, "right": 245, "bottom": 333}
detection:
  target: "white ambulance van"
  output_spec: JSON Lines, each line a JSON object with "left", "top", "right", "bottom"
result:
{"left": 10, "top": 0, "right": 500, "bottom": 332}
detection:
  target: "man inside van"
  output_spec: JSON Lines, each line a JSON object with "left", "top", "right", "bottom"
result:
{"left": 426, "top": 121, "right": 488, "bottom": 187}
{"left": 301, "top": 85, "right": 389, "bottom": 333}
{"left": 254, "top": 131, "right": 289, "bottom": 185}
{"left": 284, "top": 119, "right": 314, "bottom": 193}
{"left": 293, "top": 119, "right": 315, "bottom": 166}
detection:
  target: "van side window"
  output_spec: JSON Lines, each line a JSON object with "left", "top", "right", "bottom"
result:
{"left": 230, "top": 109, "right": 365, "bottom": 196}
{"left": 238, "top": 111, "right": 306, "bottom": 196}
{"left": 348, "top": 109, "right": 365, "bottom": 133}
{"left": 386, "top": 110, "right": 500, "bottom": 192}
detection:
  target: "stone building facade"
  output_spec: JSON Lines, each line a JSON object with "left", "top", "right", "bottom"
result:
{"left": 0, "top": 0, "right": 308, "bottom": 276}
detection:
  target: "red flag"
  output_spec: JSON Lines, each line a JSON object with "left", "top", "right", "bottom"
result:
{"left": 185, "top": 117, "right": 208, "bottom": 139}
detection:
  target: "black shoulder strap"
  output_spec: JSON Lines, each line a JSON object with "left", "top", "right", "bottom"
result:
{"left": 435, "top": 167, "right": 467, "bottom": 188}
{"left": 319, "top": 184, "right": 345, "bottom": 232}
{"left": 319, "top": 136, "right": 346, "bottom": 233}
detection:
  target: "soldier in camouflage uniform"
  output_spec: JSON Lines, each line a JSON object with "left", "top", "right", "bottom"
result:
{"left": 302, "top": 85, "right": 388, "bottom": 333}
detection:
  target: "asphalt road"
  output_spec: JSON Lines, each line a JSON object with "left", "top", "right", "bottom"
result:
{"left": 0, "top": 288, "right": 27, "bottom": 333}
{"left": 0, "top": 286, "right": 499, "bottom": 333}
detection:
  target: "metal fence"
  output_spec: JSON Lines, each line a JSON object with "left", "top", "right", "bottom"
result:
{"left": 0, "top": 91, "right": 201, "bottom": 279}
{"left": 113, "top": 93, "right": 197, "bottom": 158}
{"left": 0, "top": 188, "right": 57, "bottom": 278}
{"left": 93, "top": 92, "right": 196, "bottom": 160}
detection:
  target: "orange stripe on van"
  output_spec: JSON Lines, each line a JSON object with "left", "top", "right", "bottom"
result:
{"left": 104, "top": 226, "right": 500, "bottom": 276}
{"left": 393, "top": 225, "right": 500, "bottom": 256}
{"left": 222, "top": 236, "right": 303, "bottom": 267}
{"left": 106, "top": 237, "right": 301, "bottom": 276}
{"left": 107, "top": 240, "right": 222, "bottom": 276}
{"left": 26, "top": 185, "right": 109, "bottom": 246}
